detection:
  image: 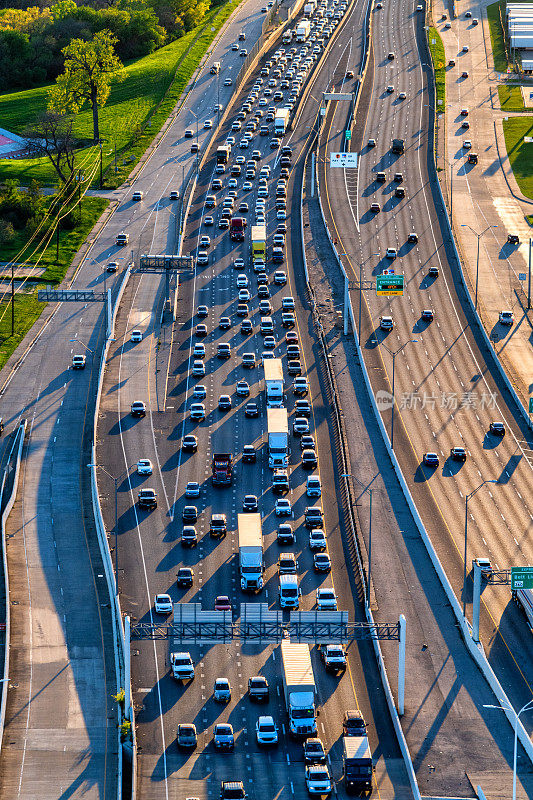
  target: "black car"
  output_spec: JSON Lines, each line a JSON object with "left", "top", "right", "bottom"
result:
{"left": 243, "top": 494, "right": 258, "bottom": 511}
{"left": 245, "top": 402, "right": 259, "bottom": 417}
{"left": 138, "top": 488, "right": 157, "bottom": 509}
{"left": 277, "top": 523, "right": 294, "bottom": 544}
{"left": 421, "top": 309, "right": 434, "bottom": 322}
{"left": 394, "top": 186, "right": 405, "bottom": 198}
{"left": 428, "top": 266, "right": 439, "bottom": 277}
{"left": 450, "top": 447, "right": 467, "bottom": 462}
{"left": 219, "top": 317, "right": 232, "bottom": 330}
{"left": 242, "top": 444, "right": 257, "bottom": 463}
{"left": 343, "top": 710, "right": 367, "bottom": 736}
{"left": 221, "top": 782, "right": 247, "bottom": 800}
{"left": 295, "top": 399, "right": 311, "bottom": 416}
{"left": 176, "top": 567, "right": 194, "bottom": 587}
{"left": 489, "top": 422, "right": 505, "bottom": 437}
{"left": 182, "top": 435, "right": 198, "bottom": 452}
{"left": 197, "top": 305, "right": 209, "bottom": 317}
{"left": 182, "top": 505, "right": 198, "bottom": 522}
{"left": 507, "top": 234, "right": 520, "bottom": 245}
{"left": 241, "top": 320, "right": 253, "bottom": 334}
{"left": 376, "top": 171, "right": 386, "bottom": 183}
{"left": 407, "top": 232, "right": 418, "bottom": 243}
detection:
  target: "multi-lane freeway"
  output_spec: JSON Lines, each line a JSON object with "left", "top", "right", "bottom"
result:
{"left": 320, "top": 0, "right": 533, "bottom": 763}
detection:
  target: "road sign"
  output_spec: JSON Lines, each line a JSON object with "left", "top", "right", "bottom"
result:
{"left": 330, "top": 152, "right": 357, "bottom": 168}
{"left": 519, "top": 273, "right": 527, "bottom": 281}
{"left": 345, "top": 130, "right": 352, "bottom": 140}
{"left": 511, "top": 566, "right": 533, "bottom": 590}
{"left": 323, "top": 92, "right": 352, "bottom": 101}
{"left": 529, "top": 397, "right": 533, "bottom": 413}
{"left": 376, "top": 274, "right": 404, "bottom": 296}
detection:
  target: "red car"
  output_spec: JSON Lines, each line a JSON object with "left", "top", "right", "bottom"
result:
{"left": 286, "top": 331, "right": 299, "bottom": 344}
{"left": 215, "top": 596, "right": 232, "bottom": 612}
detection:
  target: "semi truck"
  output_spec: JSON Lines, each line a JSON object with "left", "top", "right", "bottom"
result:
{"left": 216, "top": 144, "right": 231, "bottom": 165}
{"left": 342, "top": 736, "right": 373, "bottom": 792}
{"left": 267, "top": 407, "right": 289, "bottom": 468}
{"left": 212, "top": 453, "right": 233, "bottom": 485}
{"left": 230, "top": 216, "right": 247, "bottom": 240}
{"left": 264, "top": 358, "right": 284, "bottom": 407}
{"left": 251, "top": 224, "right": 267, "bottom": 261}
{"left": 238, "top": 513, "right": 264, "bottom": 591}
{"left": 296, "top": 19, "right": 311, "bottom": 40}
{"left": 274, "top": 108, "right": 290, "bottom": 136}
{"left": 281, "top": 641, "right": 317, "bottom": 737}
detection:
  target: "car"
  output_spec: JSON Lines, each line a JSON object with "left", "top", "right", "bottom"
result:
{"left": 242, "top": 444, "right": 256, "bottom": 463}
{"left": 462, "top": 44, "right": 469, "bottom": 52}
{"left": 421, "top": 309, "right": 434, "bottom": 322}
{"left": 242, "top": 352, "right": 256, "bottom": 368}
{"left": 204, "top": 119, "right": 213, "bottom": 129}
{"left": 399, "top": 91, "right": 406, "bottom": 100}
{"left": 462, "top": 140, "right": 472, "bottom": 151}
{"left": 239, "top": 288, "right": 251, "bottom": 302}
{"left": 314, "top": 552, "right": 331, "bottom": 572}
{"left": 293, "top": 417, "right": 310, "bottom": 436}
{"left": 190, "top": 403, "right": 206, "bottom": 421}
{"left": 195, "top": 323, "right": 208, "bottom": 339}
{"left": 309, "top": 528, "right": 327, "bottom": 551}
{"left": 192, "top": 359, "right": 205, "bottom": 376}
{"left": 240, "top": 49, "right": 248, "bottom": 56}
{"left": 376, "top": 171, "right": 386, "bottom": 183}
{"left": 138, "top": 488, "right": 157, "bottom": 509}
{"left": 499, "top": 310, "right": 514, "bottom": 326}
{"left": 387, "top": 51, "right": 395, "bottom": 59}
{"left": 177, "top": 723, "right": 197, "bottom": 748}
{"left": 343, "top": 709, "right": 367, "bottom": 736}
{"left": 193, "top": 342, "right": 206, "bottom": 358}
{"left": 106, "top": 261, "right": 119, "bottom": 273}
{"left": 293, "top": 377, "right": 309, "bottom": 395}
{"left": 199, "top": 234, "right": 211, "bottom": 247}
{"left": 213, "top": 722, "right": 235, "bottom": 750}
{"left": 275, "top": 498, "right": 292, "bottom": 516}
{"left": 185, "top": 481, "right": 200, "bottom": 497}
{"left": 316, "top": 587, "right": 337, "bottom": 611}
{"left": 191, "top": 142, "right": 200, "bottom": 153}
{"left": 306, "top": 476, "right": 322, "bottom": 497}
{"left": 305, "top": 506, "right": 323, "bottom": 529}
{"left": 489, "top": 421, "right": 505, "bottom": 437}
{"left": 300, "top": 435, "right": 316, "bottom": 452}
{"left": 176, "top": 566, "right": 194, "bottom": 587}
{"left": 321, "top": 643, "right": 346, "bottom": 670}
{"left": 72, "top": 354, "right": 86, "bottom": 369}
{"left": 370, "top": 202, "right": 381, "bottom": 213}
{"left": 287, "top": 359, "right": 301, "bottom": 375}
{"left": 245, "top": 402, "right": 259, "bottom": 418}
{"left": 241, "top": 319, "right": 253, "bottom": 335}
{"left": 248, "top": 675, "right": 269, "bottom": 701}
{"left": 473, "top": 557, "right": 493, "bottom": 579}
{"left": 305, "top": 764, "right": 332, "bottom": 795}
{"left": 184, "top": 129, "right": 194, "bottom": 138}
{"left": 295, "top": 399, "right": 311, "bottom": 416}
{"left": 243, "top": 494, "right": 258, "bottom": 511}
{"left": 224, "top": 77, "right": 233, "bottom": 85}
{"left": 507, "top": 234, "right": 520, "bottom": 245}
{"left": 461, "top": 71, "right": 469, "bottom": 79}
{"left": 218, "top": 394, "right": 232, "bottom": 411}
{"left": 380, "top": 316, "right": 394, "bottom": 330}
{"left": 408, "top": 232, "right": 418, "bottom": 243}
{"left": 460, "top": 108, "right": 469, "bottom": 117}
{"left": 428, "top": 265, "right": 439, "bottom": 277}
{"left": 236, "top": 380, "right": 250, "bottom": 397}
{"left": 214, "top": 595, "right": 232, "bottom": 612}
{"left": 256, "top": 715, "right": 279, "bottom": 745}
{"left": 181, "top": 525, "right": 197, "bottom": 549}
{"left": 277, "top": 209, "right": 287, "bottom": 220}
{"left": 385, "top": 247, "right": 397, "bottom": 259}
{"left": 386, "top": 85, "right": 394, "bottom": 93}
{"left": 116, "top": 232, "right": 129, "bottom": 246}
{"left": 154, "top": 593, "right": 173, "bottom": 613}
{"left": 131, "top": 400, "right": 146, "bottom": 417}
{"left": 182, "top": 434, "right": 198, "bottom": 452}
{"left": 304, "top": 738, "right": 326, "bottom": 764}
{"left": 193, "top": 384, "right": 207, "bottom": 400}
{"left": 394, "top": 186, "right": 405, "bottom": 198}
{"left": 213, "top": 677, "right": 231, "bottom": 702}
{"left": 236, "top": 273, "right": 249, "bottom": 288}
{"left": 450, "top": 446, "right": 467, "bottom": 462}
{"left": 423, "top": 452, "right": 439, "bottom": 467}
{"left": 461, "top": 120, "right": 470, "bottom": 129}
{"left": 204, "top": 216, "right": 214, "bottom": 226}
{"left": 197, "top": 250, "right": 208, "bottom": 265}
{"left": 465, "top": 9, "right": 472, "bottom": 16}
{"left": 182, "top": 505, "right": 198, "bottom": 522}
{"left": 137, "top": 458, "right": 153, "bottom": 475}
{"left": 217, "top": 341, "right": 231, "bottom": 356}
{"left": 221, "top": 782, "right": 247, "bottom": 800}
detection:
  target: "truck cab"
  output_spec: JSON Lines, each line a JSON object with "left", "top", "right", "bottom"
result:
{"left": 212, "top": 452, "right": 233, "bottom": 485}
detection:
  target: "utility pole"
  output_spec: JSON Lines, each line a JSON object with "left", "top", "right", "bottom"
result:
{"left": 99, "top": 139, "right": 103, "bottom": 189}
{"left": 11, "top": 262, "right": 14, "bottom": 337}
{"left": 528, "top": 238, "right": 531, "bottom": 310}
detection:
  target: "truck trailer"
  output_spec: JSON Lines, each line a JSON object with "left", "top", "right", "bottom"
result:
{"left": 264, "top": 358, "right": 284, "bottom": 407}
{"left": 238, "top": 513, "right": 264, "bottom": 591}
{"left": 267, "top": 407, "right": 289, "bottom": 468}
{"left": 342, "top": 736, "right": 373, "bottom": 792}
{"left": 296, "top": 19, "right": 311, "bottom": 40}
{"left": 281, "top": 641, "right": 317, "bottom": 737}
{"left": 274, "top": 108, "right": 290, "bottom": 136}
{"left": 251, "top": 224, "right": 267, "bottom": 261}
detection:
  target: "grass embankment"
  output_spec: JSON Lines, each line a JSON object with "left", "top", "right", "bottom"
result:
{"left": 487, "top": 0, "right": 511, "bottom": 73}
{"left": 498, "top": 84, "right": 526, "bottom": 111}
{"left": 0, "top": 0, "right": 242, "bottom": 188}
{"left": 0, "top": 196, "right": 107, "bottom": 371}
{"left": 428, "top": 27, "right": 446, "bottom": 109}
{"left": 502, "top": 117, "right": 533, "bottom": 199}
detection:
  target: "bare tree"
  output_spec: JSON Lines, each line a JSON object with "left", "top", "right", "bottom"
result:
{"left": 23, "top": 111, "right": 77, "bottom": 185}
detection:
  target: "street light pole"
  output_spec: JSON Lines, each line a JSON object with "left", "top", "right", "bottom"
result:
{"left": 463, "top": 479, "right": 498, "bottom": 618}
{"left": 484, "top": 699, "right": 533, "bottom": 800}
{"left": 461, "top": 224, "right": 498, "bottom": 309}
{"left": 341, "top": 474, "right": 375, "bottom": 606}
{"left": 382, "top": 339, "right": 418, "bottom": 450}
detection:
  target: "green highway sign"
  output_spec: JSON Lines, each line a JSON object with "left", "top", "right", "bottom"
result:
{"left": 511, "top": 566, "right": 533, "bottom": 590}
{"left": 529, "top": 397, "right": 533, "bottom": 414}
{"left": 345, "top": 130, "right": 352, "bottom": 140}
{"left": 376, "top": 274, "right": 404, "bottom": 296}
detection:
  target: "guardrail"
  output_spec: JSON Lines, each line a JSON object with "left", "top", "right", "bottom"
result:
{"left": 0, "top": 420, "right": 26, "bottom": 759}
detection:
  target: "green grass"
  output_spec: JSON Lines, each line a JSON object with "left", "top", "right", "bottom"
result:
{"left": 487, "top": 0, "right": 511, "bottom": 73}
{"left": 428, "top": 27, "right": 445, "bottom": 109}
{"left": 0, "top": 195, "right": 107, "bottom": 371}
{"left": 0, "top": 0, "right": 242, "bottom": 188}
{"left": 502, "top": 117, "right": 533, "bottom": 199}
{"left": 498, "top": 84, "right": 526, "bottom": 111}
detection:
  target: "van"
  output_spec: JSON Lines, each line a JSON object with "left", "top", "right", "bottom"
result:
{"left": 260, "top": 316, "right": 274, "bottom": 334}
{"left": 211, "top": 62, "right": 221, "bottom": 74}
{"left": 279, "top": 573, "right": 300, "bottom": 607}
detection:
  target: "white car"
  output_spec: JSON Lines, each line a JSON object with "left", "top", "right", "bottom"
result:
{"left": 193, "top": 384, "right": 207, "bottom": 399}
{"left": 305, "top": 764, "right": 332, "bottom": 795}
{"left": 239, "top": 288, "right": 251, "bottom": 302}
{"left": 154, "top": 593, "right": 173, "bottom": 613}
{"left": 236, "top": 273, "right": 249, "bottom": 288}
{"left": 204, "top": 119, "right": 213, "bottom": 128}
{"left": 214, "top": 677, "right": 231, "bottom": 702}
{"left": 190, "top": 403, "right": 206, "bottom": 421}
{"left": 316, "top": 588, "right": 337, "bottom": 610}
{"left": 306, "top": 476, "right": 322, "bottom": 497}
{"left": 137, "top": 459, "right": 153, "bottom": 475}
{"left": 192, "top": 359, "right": 205, "bottom": 376}
{"left": 193, "top": 343, "right": 206, "bottom": 358}
{"left": 131, "top": 329, "right": 142, "bottom": 342}
{"left": 256, "top": 715, "right": 279, "bottom": 745}
{"left": 309, "top": 529, "right": 327, "bottom": 550}
{"left": 275, "top": 498, "right": 292, "bottom": 516}
{"left": 185, "top": 481, "right": 201, "bottom": 497}
{"left": 236, "top": 380, "right": 250, "bottom": 396}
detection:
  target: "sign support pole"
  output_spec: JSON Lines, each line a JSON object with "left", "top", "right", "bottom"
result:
{"left": 472, "top": 562, "right": 481, "bottom": 644}
{"left": 344, "top": 275, "right": 349, "bottom": 336}
{"left": 398, "top": 614, "right": 406, "bottom": 716}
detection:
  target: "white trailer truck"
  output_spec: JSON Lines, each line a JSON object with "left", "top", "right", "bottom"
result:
{"left": 267, "top": 407, "right": 289, "bottom": 468}
{"left": 264, "top": 358, "right": 284, "bottom": 407}
{"left": 274, "top": 108, "right": 290, "bottom": 135}
{"left": 238, "top": 513, "right": 264, "bottom": 591}
{"left": 281, "top": 641, "right": 317, "bottom": 737}
{"left": 296, "top": 19, "right": 311, "bottom": 41}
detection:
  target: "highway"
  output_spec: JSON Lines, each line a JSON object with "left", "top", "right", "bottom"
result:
{"left": 319, "top": 0, "right": 533, "bottom": 773}
{"left": 97, "top": 0, "right": 414, "bottom": 797}
{"left": 0, "top": 0, "right": 276, "bottom": 798}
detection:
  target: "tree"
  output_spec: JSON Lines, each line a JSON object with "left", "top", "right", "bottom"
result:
{"left": 23, "top": 111, "right": 77, "bottom": 185}
{"left": 48, "top": 29, "right": 123, "bottom": 143}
